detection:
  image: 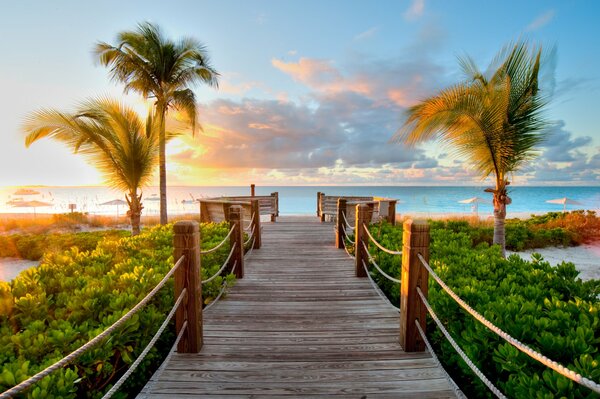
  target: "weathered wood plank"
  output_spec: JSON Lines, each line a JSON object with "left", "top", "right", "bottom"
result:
{"left": 140, "top": 216, "right": 456, "bottom": 398}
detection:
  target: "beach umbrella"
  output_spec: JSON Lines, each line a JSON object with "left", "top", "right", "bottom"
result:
{"left": 458, "top": 197, "right": 488, "bottom": 214}
{"left": 545, "top": 197, "right": 583, "bottom": 212}
{"left": 99, "top": 199, "right": 127, "bottom": 218}
{"left": 11, "top": 200, "right": 53, "bottom": 216}
{"left": 13, "top": 188, "right": 41, "bottom": 196}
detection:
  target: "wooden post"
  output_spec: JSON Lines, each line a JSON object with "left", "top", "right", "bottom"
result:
{"left": 270, "top": 192, "right": 279, "bottom": 222}
{"left": 388, "top": 200, "right": 397, "bottom": 225}
{"left": 400, "top": 219, "right": 430, "bottom": 352}
{"left": 250, "top": 184, "right": 255, "bottom": 196}
{"left": 251, "top": 199, "right": 261, "bottom": 249}
{"left": 228, "top": 205, "right": 244, "bottom": 278}
{"left": 173, "top": 221, "right": 202, "bottom": 353}
{"left": 199, "top": 201, "right": 210, "bottom": 223}
{"left": 320, "top": 193, "right": 326, "bottom": 222}
{"left": 354, "top": 204, "right": 371, "bottom": 277}
{"left": 336, "top": 198, "right": 347, "bottom": 249}
{"left": 316, "top": 192, "right": 321, "bottom": 217}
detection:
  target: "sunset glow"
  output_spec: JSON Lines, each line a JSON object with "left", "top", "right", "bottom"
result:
{"left": 1, "top": 1, "right": 599, "bottom": 187}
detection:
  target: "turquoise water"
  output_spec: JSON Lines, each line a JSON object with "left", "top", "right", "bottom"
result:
{"left": 1, "top": 186, "right": 599, "bottom": 216}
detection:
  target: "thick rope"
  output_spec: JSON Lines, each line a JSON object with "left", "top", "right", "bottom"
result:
{"left": 101, "top": 289, "right": 187, "bottom": 398}
{"left": 202, "top": 245, "right": 235, "bottom": 285}
{"left": 417, "top": 254, "right": 600, "bottom": 394}
{"left": 342, "top": 212, "right": 355, "bottom": 230}
{"left": 361, "top": 259, "right": 400, "bottom": 312}
{"left": 200, "top": 226, "right": 235, "bottom": 255}
{"left": 362, "top": 241, "right": 401, "bottom": 284}
{"left": 244, "top": 226, "right": 255, "bottom": 246}
{"left": 243, "top": 213, "right": 255, "bottom": 231}
{"left": 416, "top": 287, "right": 506, "bottom": 398}
{"left": 363, "top": 224, "right": 402, "bottom": 255}
{"left": 204, "top": 260, "right": 237, "bottom": 312}
{"left": 137, "top": 320, "right": 188, "bottom": 398}
{"left": 343, "top": 236, "right": 355, "bottom": 260}
{"left": 0, "top": 255, "right": 186, "bottom": 398}
{"left": 415, "top": 319, "right": 467, "bottom": 399}
{"left": 244, "top": 238, "right": 255, "bottom": 259}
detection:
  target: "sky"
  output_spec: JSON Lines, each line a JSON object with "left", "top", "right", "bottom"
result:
{"left": 1, "top": 0, "right": 599, "bottom": 187}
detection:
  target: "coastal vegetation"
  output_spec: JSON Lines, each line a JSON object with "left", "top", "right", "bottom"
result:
{"left": 23, "top": 99, "right": 165, "bottom": 235}
{"left": 364, "top": 219, "right": 599, "bottom": 398}
{"left": 95, "top": 22, "right": 220, "bottom": 225}
{"left": 397, "top": 41, "right": 552, "bottom": 257}
{"left": 0, "top": 222, "right": 234, "bottom": 398}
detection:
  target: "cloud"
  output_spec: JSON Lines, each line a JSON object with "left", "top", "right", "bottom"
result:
{"left": 526, "top": 9, "right": 555, "bottom": 31}
{"left": 354, "top": 27, "right": 378, "bottom": 41}
{"left": 541, "top": 121, "right": 592, "bottom": 162}
{"left": 404, "top": 0, "right": 425, "bottom": 21}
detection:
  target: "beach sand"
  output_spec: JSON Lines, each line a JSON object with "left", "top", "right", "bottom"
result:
{"left": 510, "top": 244, "right": 600, "bottom": 281}
{"left": 0, "top": 258, "right": 39, "bottom": 282}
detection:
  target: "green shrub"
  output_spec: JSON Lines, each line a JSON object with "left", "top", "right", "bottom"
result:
{"left": 0, "top": 230, "right": 129, "bottom": 261}
{"left": 0, "top": 222, "right": 233, "bottom": 398}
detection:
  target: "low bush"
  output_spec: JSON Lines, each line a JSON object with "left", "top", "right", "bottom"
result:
{"left": 0, "top": 230, "right": 129, "bottom": 260}
{"left": 366, "top": 220, "right": 600, "bottom": 398}
{"left": 0, "top": 222, "right": 233, "bottom": 398}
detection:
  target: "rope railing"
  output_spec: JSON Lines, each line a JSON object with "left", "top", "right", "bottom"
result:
{"left": 362, "top": 224, "right": 402, "bottom": 255}
{"left": 243, "top": 213, "right": 256, "bottom": 231}
{"left": 416, "top": 287, "right": 506, "bottom": 398}
{"left": 343, "top": 235, "right": 355, "bottom": 259}
{"left": 0, "top": 255, "right": 187, "bottom": 399}
{"left": 202, "top": 245, "right": 236, "bottom": 285}
{"left": 204, "top": 260, "right": 237, "bottom": 312}
{"left": 200, "top": 225, "right": 235, "bottom": 255}
{"left": 341, "top": 211, "right": 355, "bottom": 230}
{"left": 244, "top": 238, "right": 255, "bottom": 259}
{"left": 361, "top": 241, "right": 401, "bottom": 284}
{"left": 101, "top": 288, "right": 187, "bottom": 398}
{"left": 417, "top": 254, "right": 600, "bottom": 394}
{"left": 361, "top": 259, "right": 400, "bottom": 312}
{"left": 244, "top": 226, "right": 255, "bottom": 246}
{"left": 137, "top": 319, "right": 188, "bottom": 398}
{"left": 415, "top": 317, "right": 467, "bottom": 399}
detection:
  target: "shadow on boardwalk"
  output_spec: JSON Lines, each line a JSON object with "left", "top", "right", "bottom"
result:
{"left": 140, "top": 216, "right": 455, "bottom": 398}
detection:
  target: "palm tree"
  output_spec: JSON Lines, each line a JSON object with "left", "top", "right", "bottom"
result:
{"left": 396, "top": 41, "right": 550, "bottom": 256}
{"left": 23, "top": 98, "right": 160, "bottom": 235}
{"left": 94, "top": 22, "right": 219, "bottom": 225}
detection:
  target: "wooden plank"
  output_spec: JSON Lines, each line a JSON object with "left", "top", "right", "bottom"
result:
{"left": 140, "top": 216, "right": 456, "bottom": 398}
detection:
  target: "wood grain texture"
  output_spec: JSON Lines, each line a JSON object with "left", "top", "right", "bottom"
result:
{"left": 140, "top": 216, "right": 455, "bottom": 398}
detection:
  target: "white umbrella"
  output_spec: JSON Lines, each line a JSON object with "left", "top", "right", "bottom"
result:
{"left": 13, "top": 188, "right": 41, "bottom": 196}
{"left": 11, "top": 200, "right": 53, "bottom": 216}
{"left": 458, "top": 197, "right": 488, "bottom": 214}
{"left": 545, "top": 197, "right": 583, "bottom": 212}
{"left": 99, "top": 199, "right": 127, "bottom": 218}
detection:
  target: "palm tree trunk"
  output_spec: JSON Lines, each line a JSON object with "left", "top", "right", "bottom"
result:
{"left": 127, "top": 191, "right": 143, "bottom": 236}
{"left": 157, "top": 103, "right": 168, "bottom": 225}
{"left": 493, "top": 199, "right": 506, "bottom": 258}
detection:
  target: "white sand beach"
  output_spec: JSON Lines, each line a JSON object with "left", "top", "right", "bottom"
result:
{"left": 0, "top": 258, "right": 39, "bottom": 282}
{"left": 510, "top": 244, "right": 600, "bottom": 281}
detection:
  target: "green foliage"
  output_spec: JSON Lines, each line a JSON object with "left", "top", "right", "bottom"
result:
{"left": 367, "top": 220, "right": 599, "bottom": 398}
{"left": 0, "top": 230, "right": 129, "bottom": 260}
{"left": 0, "top": 222, "right": 233, "bottom": 398}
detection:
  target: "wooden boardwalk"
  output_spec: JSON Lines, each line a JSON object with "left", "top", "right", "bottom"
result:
{"left": 140, "top": 216, "right": 456, "bottom": 398}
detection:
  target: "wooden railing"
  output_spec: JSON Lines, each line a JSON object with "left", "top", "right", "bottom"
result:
{"left": 208, "top": 192, "right": 279, "bottom": 222}
{"left": 341, "top": 203, "right": 600, "bottom": 396}
{"left": 317, "top": 192, "right": 397, "bottom": 224}
{"left": 198, "top": 199, "right": 261, "bottom": 252}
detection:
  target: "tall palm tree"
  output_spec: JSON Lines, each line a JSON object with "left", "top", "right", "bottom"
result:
{"left": 396, "top": 41, "right": 550, "bottom": 256}
{"left": 23, "top": 98, "right": 161, "bottom": 235}
{"left": 94, "top": 22, "right": 219, "bottom": 225}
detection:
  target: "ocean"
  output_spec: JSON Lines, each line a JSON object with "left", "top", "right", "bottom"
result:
{"left": 1, "top": 185, "right": 599, "bottom": 217}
